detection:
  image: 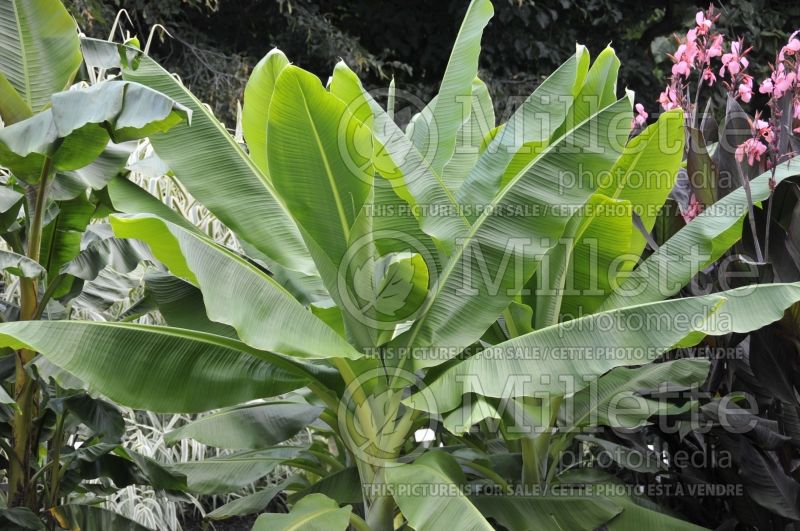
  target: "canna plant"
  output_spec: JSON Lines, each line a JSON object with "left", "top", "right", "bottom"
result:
{"left": 1, "top": 0, "right": 800, "bottom": 529}
{"left": 641, "top": 11, "right": 800, "bottom": 527}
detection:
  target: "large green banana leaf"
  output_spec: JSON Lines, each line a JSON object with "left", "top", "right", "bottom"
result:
{"left": 407, "top": 282, "right": 800, "bottom": 414}
{"left": 391, "top": 95, "right": 632, "bottom": 369}
{"left": 242, "top": 48, "right": 290, "bottom": 176}
{"left": 555, "top": 108, "right": 684, "bottom": 319}
{"left": 80, "top": 37, "right": 315, "bottom": 275}
{"left": 164, "top": 400, "right": 323, "bottom": 450}
{"left": 0, "top": 0, "right": 81, "bottom": 119}
{"left": 405, "top": 0, "right": 493, "bottom": 178}
{"left": 561, "top": 358, "right": 710, "bottom": 430}
{"left": 456, "top": 47, "right": 588, "bottom": 217}
{"left": 267, "top": 64, "right": 371, "bottom": 275}
{"left": 0, "top": 320, "right": 327, "bottom": 413}
{"left": 328, "top": 61, "right": 470, "bottom": 253}
{"left": 386, "top": 451, "right": 493, "bottom": 531}
{"left": 110, "top": 213, "right": 360, "bottom": 360}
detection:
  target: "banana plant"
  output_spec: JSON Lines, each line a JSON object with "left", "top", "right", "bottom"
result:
{"left": 2, "top": 0, "right": 800, "bottom": 530}
{"left": 0, "top": 0, "right": 194, "bottom": 527}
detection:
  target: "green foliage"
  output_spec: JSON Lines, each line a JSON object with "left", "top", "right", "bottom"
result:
{"left": 1, "top": 1, "right": 799, "bottom": 530}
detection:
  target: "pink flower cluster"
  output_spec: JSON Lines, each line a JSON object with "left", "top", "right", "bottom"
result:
{"left": 720, "top": 38, "right": 754, "bottom": 102}
{"left": 757, "top": 31, "right": 800, "bottom": 133}
{"left": 735, "top": 137, "right": 767, "bottom": 166}
{"left": 735, "top": 117, "right": 773, "bottom": 168}
{"left": 660, "top": 6, "right": 725, "bottom": 111}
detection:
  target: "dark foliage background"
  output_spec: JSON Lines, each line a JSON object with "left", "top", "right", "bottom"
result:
{"left": 68, "top": 0, "right": 799, "bottom": 126}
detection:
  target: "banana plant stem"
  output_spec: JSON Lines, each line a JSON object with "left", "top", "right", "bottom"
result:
{"left": 521, "top": 395, "right": 563, "bottom": 488}
{"left": 9, "top": 157, "right": 53, "bottom": 507}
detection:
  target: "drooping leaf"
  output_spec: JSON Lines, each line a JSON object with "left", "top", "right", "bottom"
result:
{"left": 81, "top": 37, "right": 315, "bottom": 275}
{"left": 294, "top": 467, "right": 362, "bottom": 505}
{"left": 407, "top": 282, "right": 800, "bottom": 414}
{"left": 206, "top": 476, "right": 305, "bottom": 521}
{"left": 0, "top": 320, "right": 325, "bottom": 413}
{"left": 0, "top": 249, "right": 44, "bottom": 277}
{"left": 471, "top": 493, "right": 622, "bottom": 531}
{"left": 141, "top": 272, "right": 237, "bottom": 337}
{"left": 171, "top": 446, "right": 304, "bottom": 495}
{"left": 0, "top": 81, "right": 189, "bottom": 180}
{"left": 110, "top": 213, "right": 361, "bottom": 360}
{"left": 0, "top": 507, "right": 45, "bottom": 530}
{"left": 52, "top": 505, "right": 150, "bottom": 531}
{"left": 560, "top": 358, "right": 710, "bottom": 430}
{"left": 164, "top": 400, "right": 322, "bottom": 449}
{"left": 59, "top": 225, "right": 156, "bottom": 281}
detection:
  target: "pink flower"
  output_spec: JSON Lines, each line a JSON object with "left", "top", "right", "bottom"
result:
{"left": 737, "top": 82, "right": 752, "bottom": 102}
{"left": 707, "top": 34, "right": 724, "bottom": 59}
{"left": 702, "top": 67, "right": 716, "bottom": 85}
{"left": 682, "top": 194, "right": 704, "bottom": 222}
{"left": 771, "top": 67, "right": 796, "bottom": 98}
{"left": 735, "top": 138, "right": 767, "bottom": 166}
{"left": 759, "top": 77, "right": 774, "bottom": 94}
{"left": 632, "top": 103, "right": 648, "bottom": 128}
{"left": 721, "top": 41, "right": 749, "bottom": 78}
{"left": 672, "top": 61, "right": 692, "bottom": 78}
{"left": 674, "top": 43, "right": 696, "bottom": 64}
{"left": 695, "top": 11, "right": 713, "bottom": 35}
{"left": 794, "top": 100, "right": 800, "bottom": 120}
{"left": 779, "top": 33, "right": 800, "bottom": 61}
{"left": 755, "top": 119, "right": 774, "bottom": 144}
{"left": 658, "top": 86, "right": 680, "bottom": 111}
